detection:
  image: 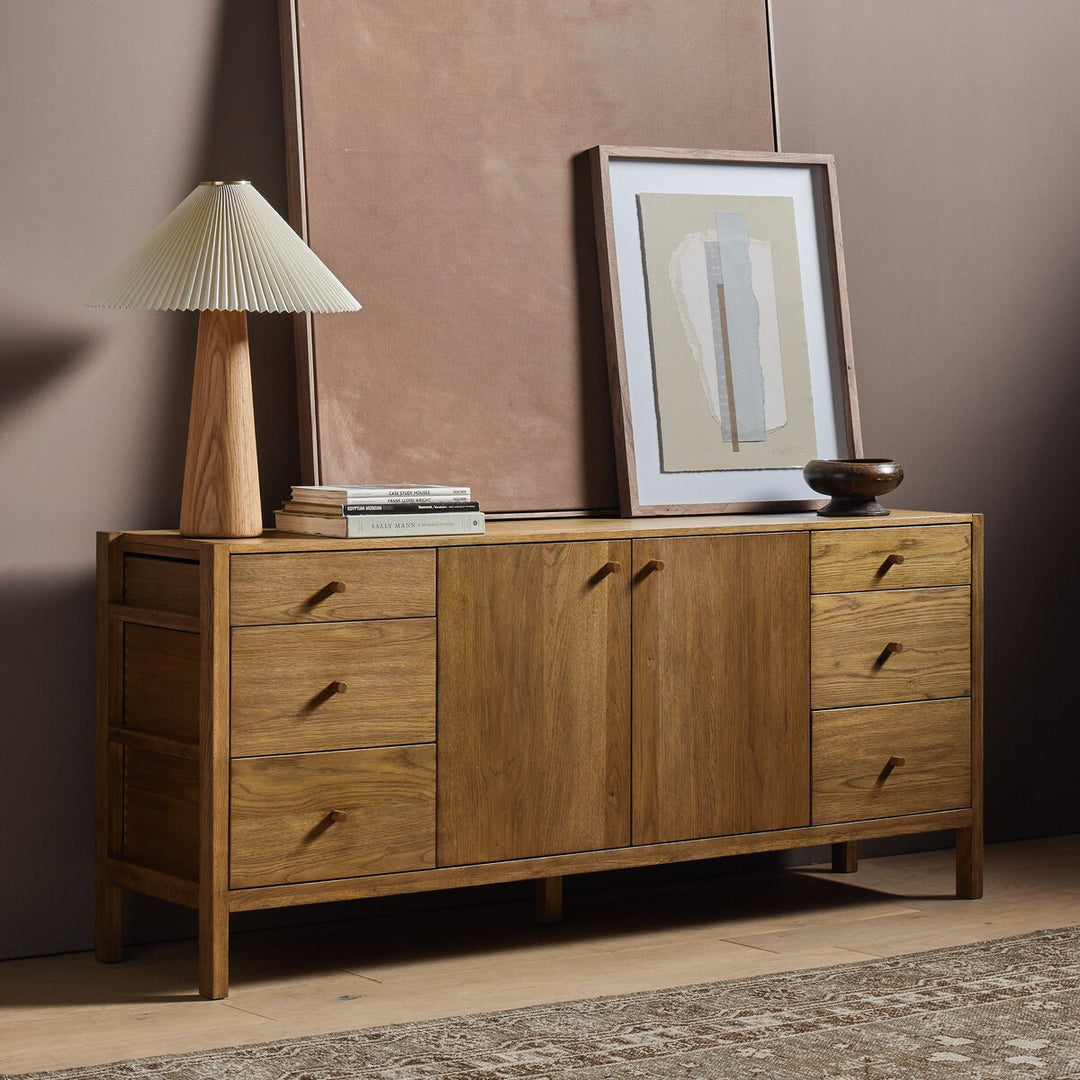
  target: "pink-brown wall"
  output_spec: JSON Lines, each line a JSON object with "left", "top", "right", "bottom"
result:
{"left": 772, "top": 0, "right": 1080, "bottom": 844}
{"left": 0, "top": 0, "right": 299, "bottom": 958}
{"left": 2, "top": 0, "right": 1077, "bottom": 960}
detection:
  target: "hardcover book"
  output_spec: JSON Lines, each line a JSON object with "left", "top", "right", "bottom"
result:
{"left": 275, "top": 510, "right": 486, "bottom": 538}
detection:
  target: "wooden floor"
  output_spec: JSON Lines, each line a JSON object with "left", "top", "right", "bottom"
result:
{"left": 2, "top": 836, "right": 1078, "bottom": 1075}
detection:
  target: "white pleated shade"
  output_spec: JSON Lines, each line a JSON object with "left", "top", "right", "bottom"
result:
{"left": 86, "top": 181, "right": 361, "bottom": 313}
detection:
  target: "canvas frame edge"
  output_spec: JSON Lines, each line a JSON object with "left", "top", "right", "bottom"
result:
{"left": 590, "top": 144, "right": 863, "bottom": 517}
{"left": 279, "top": 0, "right": 321, "bottom": 485}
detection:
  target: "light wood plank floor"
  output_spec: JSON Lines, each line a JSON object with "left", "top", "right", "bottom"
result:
{"left": 2, "top": 837, "right": 1078, "bottom": 1075}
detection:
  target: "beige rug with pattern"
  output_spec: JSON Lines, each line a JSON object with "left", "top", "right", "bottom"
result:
{"left": 14, "top": 926, "right": 1079, "bottom": 1079}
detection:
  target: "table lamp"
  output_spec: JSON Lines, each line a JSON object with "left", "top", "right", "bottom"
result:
{"left": 87, "top": 180, "right": 360, "bottom": 538}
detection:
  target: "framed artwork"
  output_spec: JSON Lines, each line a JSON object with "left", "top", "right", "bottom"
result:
{"left": 591, "top": 146, "right": 862, "bottom": 516}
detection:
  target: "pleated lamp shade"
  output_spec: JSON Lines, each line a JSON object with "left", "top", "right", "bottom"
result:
{"left": 86, "top": 180, "right": 360, "bottom": 313}
{"left": 87, "top": 180, "right": 360, "bottom": 540}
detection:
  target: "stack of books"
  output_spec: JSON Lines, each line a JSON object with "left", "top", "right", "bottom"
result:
{"left": 274, "top": 484, "right": 485, "bottom": 538}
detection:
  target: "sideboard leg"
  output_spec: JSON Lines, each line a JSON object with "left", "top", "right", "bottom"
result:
{"left": 955, "top": 825, "right": 983, "bottom": 899}
{"left": 198, "top": 545, "right": 231, "bottom": 998}
{"left": 831, "top": 841, "right": 859, "bottom": 873}
{"left": 94, "top": 883, "right": 124, "bottom": 963}
{"left": 198, "top": 903, "right": 230, "bottom": 999}
{"left": 535, "top": 876, "right": 563, "bottom": 924}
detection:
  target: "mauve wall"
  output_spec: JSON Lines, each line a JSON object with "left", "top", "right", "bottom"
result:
{"left": 2, "top": 0, "right": 1078, "bottom": 961}
{"left": 0, "top": 0, "right": 299, "bottom": 959}
{"left": 772, "top": 0, "right": 1080, "bottom": 844}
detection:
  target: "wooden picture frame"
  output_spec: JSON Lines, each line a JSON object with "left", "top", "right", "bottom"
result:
{"left": 591, "top": 146, "right": 862, "bottom": 516}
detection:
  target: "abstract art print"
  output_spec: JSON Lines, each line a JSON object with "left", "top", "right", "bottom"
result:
{"left": 592, "top": 148, "right": 862, "bottom": 515}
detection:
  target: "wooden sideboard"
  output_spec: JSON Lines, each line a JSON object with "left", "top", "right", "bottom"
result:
{"left": 96, "top": 510, "right": 983, "bottom": 998}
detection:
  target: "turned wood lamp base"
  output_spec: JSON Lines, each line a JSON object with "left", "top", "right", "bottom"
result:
{"left": 179, "top": 310, "right": 263, "bottom": 538}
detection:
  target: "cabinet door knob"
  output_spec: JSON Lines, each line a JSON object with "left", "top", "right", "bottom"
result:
{"left": 599, "top": 560, "right": 622, "bottom": 576}
{"left": 644, "top": 559, "right": 666, "bottom": 573}
{"left": 331, "top": 680, "right": 349, "bottom": 695}
{"left": 328, "top": 809, "right": 348, "bottom": 824}
{"left": 329, "top": 580, "right": 347, "bottom": 593}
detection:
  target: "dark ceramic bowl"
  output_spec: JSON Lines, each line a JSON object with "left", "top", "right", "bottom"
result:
{"left": 803, "top": 458, "right": 904, "bottom": 517}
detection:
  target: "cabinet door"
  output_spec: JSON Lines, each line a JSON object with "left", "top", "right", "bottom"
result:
{"left": 437, "top": 542, "right": 631, "bottom": 865}
{"left": 633, "top": 533, "right": 810, "bottom": 844}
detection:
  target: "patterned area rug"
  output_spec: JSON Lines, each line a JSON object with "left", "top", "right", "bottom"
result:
{"left": 14, "top": 926, "right": 1080, "bottom": 1079}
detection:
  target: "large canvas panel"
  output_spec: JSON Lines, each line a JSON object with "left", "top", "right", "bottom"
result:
{"left": 285, "top": 0, "right": 775, "bottom": 512}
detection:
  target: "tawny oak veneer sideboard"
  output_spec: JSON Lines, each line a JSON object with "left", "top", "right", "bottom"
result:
{"left": 96, "top": 511, "right": 984, "bottom": 998}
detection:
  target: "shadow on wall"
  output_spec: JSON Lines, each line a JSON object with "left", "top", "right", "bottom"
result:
{"left": 0, "top": 0, "right": 299, "bottom": 962}
{"left": 0, "top": 576, "right": 97, "bottom": 957}
{"left": 974, "top": 318, "right": 1080, "bottom": 843}
{"left": 0, "top": 334, "right": 97, "bottom": 421}
{"left": 876, "top": 279, "right": 1080, "bottom": 844}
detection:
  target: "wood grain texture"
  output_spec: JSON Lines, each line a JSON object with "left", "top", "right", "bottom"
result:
{"left": 99, "top": 510, "right": 983, "bottom": 997}
{"left": 591, "top": 147, "right": 859, "bottom": 516}
{"left": 107, "top": 858, "right": 199, "bottom": 910}
{"left": 122, "top": 748, "right": 199, "bottom": 880}
{"left": 179, "top": 310, "right": 262, "bottom": 539}
{"left": 231, "top": 620, "right": 436, "bottom": 756}
{"left": 230, "top": 549, "right": 434, "bottom": 626}
{"left": 287, "top": 0, "right": 775, "bottom": 511}
{"left": 437, "top": 542, "right": 631, "bottom": 865}
{"left": 108, "top": 726, "right": 199, "bottom": 761}
{"left": 811, "top": 586, "right": 971, "bottom": 709}
{"left": 112, "top": 511, "right": 974, "bottom": 557}
{"left": 123, "top": 624, "right": 199, "bottom": 744}
{"left": 122, "top": 554, "right": 200, "bottom": 615}
{"left": 230, "top": 746, "right": 436, "bottom": 889}
{"left": 632, "top": 533, "right": 810, "bottom": 844}
{"left": 811, "top": 525, "right": 971, "bottom": 593}
{"left": 957, "top": 513, "right": 985, "bottom": 899}
{"left": 812, "top": 699, "right": 971, "bottom": 824}
{"left": 95, "top": 533, "right": 124, "bottom": 963}
{"left": 198, "top": 546, "right": 231, "bottom": 998}
{"left": 232, "top": 809, "right": 971, "bottom": 911}
{"left": 109, "top": 605, "right": 201, "bottom": 633}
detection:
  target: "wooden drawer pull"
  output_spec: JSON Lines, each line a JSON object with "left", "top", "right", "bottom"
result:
{"left": 310, "top": 579, "right": 348, "bottom": 604}
{"left": 600, "top": 560, "right": 622, "bottom": 576}
{"left": 327, "top": 809, "right": 348, "bottom": 824}
{"left": 878, "top": 755, "right": 907, "bottom": 783}
{"left": 879, "top": 553, "right": 906, "bottom": 574}
{"left": 331, "top": 680, "right": 349, "bottom": 695}
{"left": 644, "top": 559, "right": 666, "bottom": 574}
{"left": 875, "top": 641, "right": 905, "bottom": 666}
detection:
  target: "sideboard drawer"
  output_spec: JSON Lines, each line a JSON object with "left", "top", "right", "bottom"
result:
{"left": 811, "top": 586, "right": 970, "bottom": 709}
{"left": 811, "top": 525, "right": 971, "bottom": 594}
{"left": 231, "top": 620, "right": 436, "bottom": 756}
{"left": 230, "top": 745, "right": 436, "bottom": 888}
{"left": 230, "top": 550, "right": 435, "bottom": 625}
{"left": 812, "top": 698, "right": 971, "bottom": 824}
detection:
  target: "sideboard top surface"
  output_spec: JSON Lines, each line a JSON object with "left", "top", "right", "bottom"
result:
{"left": 107, "top": 510, "right": 975, "bottom": 556}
